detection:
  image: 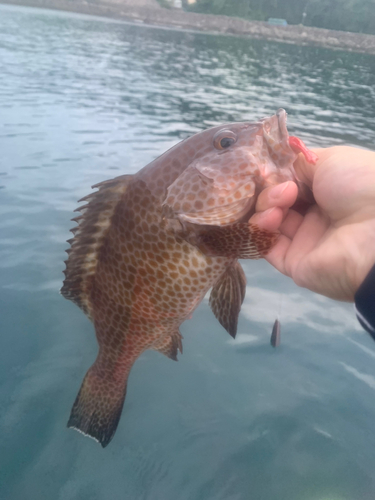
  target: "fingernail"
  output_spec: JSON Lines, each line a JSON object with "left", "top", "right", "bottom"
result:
{"left": 269, "top": 181, "right": 291, "bottom": 199}
{"left": 258, "top": 207, "right": 277, "bottom": 218}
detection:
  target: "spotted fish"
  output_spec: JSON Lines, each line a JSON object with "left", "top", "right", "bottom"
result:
{"left": 61, "top": 108, "right": 317, "bottom": 447}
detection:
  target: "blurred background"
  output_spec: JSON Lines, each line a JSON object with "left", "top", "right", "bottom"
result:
{"left": 1, "top": 2, "right": 375, "bottom": 499}
{"left": 180, "top": 0, "right": 375, "bottom": 34}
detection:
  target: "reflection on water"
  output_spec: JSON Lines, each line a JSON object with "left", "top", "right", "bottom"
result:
{"left": 1, "top": 4, "right": 375, "bottom": 500}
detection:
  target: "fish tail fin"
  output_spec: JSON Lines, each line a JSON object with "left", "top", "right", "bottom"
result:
{"left": 67, "top": 365, "right": 127, "bottom": 448}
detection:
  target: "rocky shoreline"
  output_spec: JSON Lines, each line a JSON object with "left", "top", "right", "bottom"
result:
{"left": 2, "top": 0, "right": 375, "bottom": 55}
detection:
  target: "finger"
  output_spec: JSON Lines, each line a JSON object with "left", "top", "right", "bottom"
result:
{"left": 263, "top": 234, "right": 293, "bottom": 276}
{"left": 279, "top": 209, "right": 304, "bottom": 240}
{"left": 249, "top": 207, "right": 284, "bottom": 232}
{"left": 256, "top": 181, "right": 298, "bottom": 212}
{"left": 264, "top": 206, "right": 330, "bottom": 279}
{"left": 283, "top": 206, "right": 330, "bottom": 277}
{"left": 293, "top": 148, "right": 323, "bottom": 186}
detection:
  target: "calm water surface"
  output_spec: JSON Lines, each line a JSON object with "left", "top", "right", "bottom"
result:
{"left": 1, "top": 5, "right": 375, "bottom": 500}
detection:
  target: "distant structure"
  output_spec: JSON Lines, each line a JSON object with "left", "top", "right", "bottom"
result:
{"left": 267, "top": 18, "right": 288, "bottom": 26}
{"left": 159, "top": 0, "right": 182, "bottom": 7}
{"left": 89, "top": 0, "right": 160, "bottom": 7}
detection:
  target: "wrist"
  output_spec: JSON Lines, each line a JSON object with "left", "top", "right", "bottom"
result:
{"left": 353, "top": 222, "right": 375, "bottom": 295}
{"left": 342, "top": 216, "right": 375, "bottom": 299}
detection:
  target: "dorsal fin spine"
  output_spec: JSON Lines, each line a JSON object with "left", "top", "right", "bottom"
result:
{"left": 61, "top": 174, "right": 133, "bottom": 317}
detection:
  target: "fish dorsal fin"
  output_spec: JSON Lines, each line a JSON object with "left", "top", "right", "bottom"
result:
{"left": 155, "top": 330, "right": 184, "bottom": 361}
{"left": 209, "top": 261, "right": 246, "bottom": 339}
{"left": 61, "top": 174, "right": 133, "bottom": 317}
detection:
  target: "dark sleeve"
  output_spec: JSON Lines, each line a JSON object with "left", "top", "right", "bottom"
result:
{"left": 355, "top": 264, "right": 375, "bottom": 340}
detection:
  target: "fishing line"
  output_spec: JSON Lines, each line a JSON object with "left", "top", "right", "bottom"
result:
{"left": 277, "top": 291, "right": 284, "bottom": 323}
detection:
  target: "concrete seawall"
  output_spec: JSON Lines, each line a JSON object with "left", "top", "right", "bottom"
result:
{"left": 2, "top": 0, "right": 375, "bottom": 55}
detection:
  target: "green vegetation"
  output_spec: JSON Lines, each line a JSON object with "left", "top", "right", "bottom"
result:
{"left": 184, "top": 0, "right": 375, "bottom": 35}
{"left": 157, "top": 0, "right": 172, "bottom": 8}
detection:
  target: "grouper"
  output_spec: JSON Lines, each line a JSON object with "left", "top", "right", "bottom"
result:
{"left": 61, "top": 108, "right": 317, "bottom": 447}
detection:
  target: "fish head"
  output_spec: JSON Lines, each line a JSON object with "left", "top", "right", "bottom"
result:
{"left": 163, "top": 109, "right": 312, "bottom": 226}
{"left": 260, "top": 108, "right": 297, "bottom": 181}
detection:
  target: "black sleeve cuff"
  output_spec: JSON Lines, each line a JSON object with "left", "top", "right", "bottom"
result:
{"left": 355, "top": 264, "right": 375, "bottom": 340}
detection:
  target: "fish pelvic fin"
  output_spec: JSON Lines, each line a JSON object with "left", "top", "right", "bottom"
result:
{"left": 155, "top": 330, "right": 183, "bottom": 361}
{"left": 209, "top": 261, "right": 246, "bottom": 339}
{"left": 67, "top": 364, "right": 127, "bottom": 448}
{"left": 193, "top": 223, "right": 279, "bottom": 259}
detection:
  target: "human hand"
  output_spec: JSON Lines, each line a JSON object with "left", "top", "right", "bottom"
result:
{"left": 249, "top": 146, "right": 375, "bottom": 301}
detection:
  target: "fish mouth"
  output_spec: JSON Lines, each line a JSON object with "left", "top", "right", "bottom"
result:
{"left": 276, "top": 108, "right": 289, "bottom": 143}
{"left": 261, "top": 108, "right": 289, "bottom": 148}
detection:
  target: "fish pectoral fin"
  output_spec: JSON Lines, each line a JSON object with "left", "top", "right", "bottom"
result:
{"left": 209, "top": 261, "right": 247, "bottom": 339}
{"left": 155, "top": 330, "right": 183, "bottom": 361}
{"left": 194, "top": 223, "right": 279, "bottom": 259}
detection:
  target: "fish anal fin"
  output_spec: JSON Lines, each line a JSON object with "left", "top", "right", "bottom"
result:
{"left": 209, "top": 261, "right": 247, "bottom": 339}
{"left": 194, "top": 223, "right": 278, "bottom": 259}
{"left": 155, "top": 330, "right": 184, "bottom": 361}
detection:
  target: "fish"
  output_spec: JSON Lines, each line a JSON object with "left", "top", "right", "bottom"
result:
{"left": 61, "top": 108, "right": 317, "bottom": 447}
{"left": 271, "top": 319, "right": 281, "bottom": 347}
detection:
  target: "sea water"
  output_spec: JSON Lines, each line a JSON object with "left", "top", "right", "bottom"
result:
{"left": 1, "top": 4, "right": 375, "bottom": 499}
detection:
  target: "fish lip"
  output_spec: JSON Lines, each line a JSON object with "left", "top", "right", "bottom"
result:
{"left": 276, "top": 108, "right": 289, "bottom": 143}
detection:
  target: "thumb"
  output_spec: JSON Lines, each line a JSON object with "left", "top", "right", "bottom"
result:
{"left": 293, "top": 148, "right": 324, "bottom": 187}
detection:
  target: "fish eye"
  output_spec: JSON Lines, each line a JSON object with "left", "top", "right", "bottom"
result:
{"left": 213, "top": 130, "right": 237, "bottom": 150}
{"left": 220, "top": 137, "right": 235, "bottom": 149}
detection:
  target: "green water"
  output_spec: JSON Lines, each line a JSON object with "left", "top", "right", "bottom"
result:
{"left": 1, "top": 4, "right": 375, "bottom": 499}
